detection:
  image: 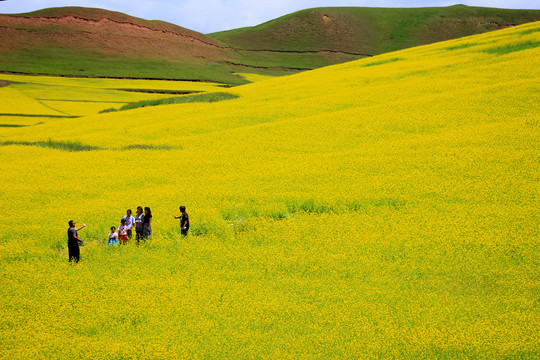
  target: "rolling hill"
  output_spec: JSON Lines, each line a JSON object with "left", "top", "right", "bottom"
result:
{"left": 0, "top": 5, "right": 539, "bottom": 84}
{"left": 212, "top": 5, "right": 540, "bottom": 55}
{"left": 0, "top": 7, "right": 246, "bottom": 84}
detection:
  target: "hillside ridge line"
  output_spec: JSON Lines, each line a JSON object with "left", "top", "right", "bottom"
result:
{"left": 0, "top": 14, "right": 373, "bottom": 57}
{"left": 0, "top": 14, "right": 223, "bottom": 48}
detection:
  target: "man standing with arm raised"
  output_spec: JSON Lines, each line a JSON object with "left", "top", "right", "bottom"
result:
{"left": 68, "top": 220, "right": 86, "bottom": 263}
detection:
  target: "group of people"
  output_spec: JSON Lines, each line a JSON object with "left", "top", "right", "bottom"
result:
{"left": 108, "top": 206, "right": 152, "bottom": 246}
{"left": 67, "top": 206, "right": 189, "bottom": 263}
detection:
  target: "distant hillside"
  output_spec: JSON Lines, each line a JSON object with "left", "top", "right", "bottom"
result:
{"left": 211, "top": 5, "right": 540, "bottom": 55}
{"left": 0, "top": 5, "right": 538, "bottom": 84}
{"left": 0, "top": 7, "right": 246, "bottom": 84}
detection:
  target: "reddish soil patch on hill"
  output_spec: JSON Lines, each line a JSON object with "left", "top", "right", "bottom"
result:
{"left": 0, "top": 14, "right": 230, "bottom": 61}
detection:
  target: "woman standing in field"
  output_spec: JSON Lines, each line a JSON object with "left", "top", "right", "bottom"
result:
{"left": 143, "top": 207, "right": 152, "bottom": 240}
{"left": 135, "top": 206, "right": 144, "bottom": 244}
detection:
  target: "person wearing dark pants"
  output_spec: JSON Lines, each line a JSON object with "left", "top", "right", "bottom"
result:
{"left": 143, "top": 207, "right": 152, "bottom": 240}
{"left": 68, "top": 220, "right": 86, "bottom": 263}
{"left": 135, "top": 206, "right": 144, "bottom": 244}
{"left": 175, "top": 206, "right": 189, "bottom": 236}
{"left": 123, "top": 209, "right": 135, "bottom": 240}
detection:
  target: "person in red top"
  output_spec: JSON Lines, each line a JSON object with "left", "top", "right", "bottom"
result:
{"left": 174, "top": 206, "right": 189, "bottom": 236}
{"left": 118, "top": 218, "right": 128, "bottom": 245}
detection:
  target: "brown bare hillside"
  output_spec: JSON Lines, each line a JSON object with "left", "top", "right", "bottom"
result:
{"left": 0, "top": 7, "right": 228, "bottom": 60}
{"left": 8, "top": 6, "right": 226, "bottom": 46}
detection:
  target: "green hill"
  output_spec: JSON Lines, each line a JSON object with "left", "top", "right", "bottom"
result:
{"left": 0, "top": 7, "right": 247, "bottom": 84}
{"left": 212, "top": 5, "right": 540, "bottom": 55}
{"left": 0, "top": 5, "right": 538, "bottom": 84}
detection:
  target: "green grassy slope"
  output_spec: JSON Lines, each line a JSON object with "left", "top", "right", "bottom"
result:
{"left": 1, "top": 5, "right": 538, "bottom": 84}
{"left": 212, "top": 5, "right": 540, "bottom": 55}
{"left": 0, "top": 7, "right": 248, "bottom": 85}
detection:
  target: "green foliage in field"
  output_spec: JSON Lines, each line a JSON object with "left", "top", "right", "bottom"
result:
{"left": 0, "top": 139, "right": 99, "bottom": 151}
{"left": 483, "top": 40, "right": 540, "bottom": 54}
{"left": 100, "top": 92, "right": 239, "bottom": 113}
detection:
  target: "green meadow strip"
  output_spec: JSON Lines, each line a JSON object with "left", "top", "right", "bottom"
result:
{"left": 0, "top": 140, "right": 100, "bottom": 152}
{"left": 0, "top": 140, "right": 181, "bottom": 152}
{"left": 0, "top": 113, "right": 79, "bottom": 118}
{"left": 362, "top": 57, "right": 403, "bottom": 67}
{"left": 519, "top": 28, "right": 540, "bottom": 36}
{"left": 445, "top": 43, "right": 478, "bottom": 51}
{"left": 483, "top": 40, "right": 540, "bottom": 55}
{"left": 100, "top": 92, "right": 239, "bottom": 113}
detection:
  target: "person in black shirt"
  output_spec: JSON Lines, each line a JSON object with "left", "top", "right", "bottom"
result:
{"left": 134, "top": 206, "right": 144, "bottom": 244}
{"left": 67, "top": 220, "right": 86, "bottom": 263}
{"left": 143, "top": 207, "right": 152, "bottom": 240}
{"left": 174, "top": 206, "right": 189, "bottom": 236}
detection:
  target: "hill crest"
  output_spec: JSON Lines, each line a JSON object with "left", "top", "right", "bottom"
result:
{"left": 0, "top": 6, "right": 245, "bottom": 83}
{"left": 1, "top": 5, "right": 539, "bottom": 83}
{"left": 4, "top": 6, "right": 225, "bottom": 47}
{"left": 211, "top": 5, "right": 540, "bottom": 54}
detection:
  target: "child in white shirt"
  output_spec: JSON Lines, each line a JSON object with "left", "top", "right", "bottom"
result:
{"left": 108, "top": 227, "right": 118, "bottom": 246}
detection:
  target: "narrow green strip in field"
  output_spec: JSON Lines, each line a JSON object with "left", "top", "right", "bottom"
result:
{"left": 100, "top": 92, "right": 239, "bottom": 113}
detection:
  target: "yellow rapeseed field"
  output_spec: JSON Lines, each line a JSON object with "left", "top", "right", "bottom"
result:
{"left": 0, "top": 23, "right": 539, "bottom": 359}
{"left": 0, "top": 74, "right": 225, "bottom": 117}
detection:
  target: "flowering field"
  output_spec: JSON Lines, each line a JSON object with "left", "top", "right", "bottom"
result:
{"left": 0, "top": 23, "right": 539, "bottom": 359}
{"left": 0, "top": 74, "right": 226, "bottom": 118}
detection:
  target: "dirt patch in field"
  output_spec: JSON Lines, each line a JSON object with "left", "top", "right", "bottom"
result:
{"left": 0, "top": 80, "right": 16, "bottom": 87}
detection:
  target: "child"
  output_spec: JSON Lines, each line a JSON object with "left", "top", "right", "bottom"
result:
{"left": 108, "top": 226, "right": 118, "bottom": 246}
{"left": 118, "top": 219, "right": 129, "bottom": 245}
